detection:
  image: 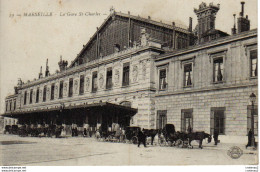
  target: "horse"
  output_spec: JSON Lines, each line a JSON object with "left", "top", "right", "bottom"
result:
{"left": 143, "top": 129, "right": 158, "bottom": 145}
{"left": 187, "top": 132, "right": 212, "bottom": 149}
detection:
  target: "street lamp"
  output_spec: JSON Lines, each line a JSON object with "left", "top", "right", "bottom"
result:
{"left": 249, "top": 93, "right": 256, "bottom": 148}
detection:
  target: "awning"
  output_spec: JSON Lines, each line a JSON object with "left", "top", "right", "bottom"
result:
{"left": 2, "top": 102, "right": 137, "bottom": 118}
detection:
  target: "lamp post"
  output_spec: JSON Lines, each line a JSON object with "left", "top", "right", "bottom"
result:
{"left": 249, "top": 93, "right": 256, "bottom": 148}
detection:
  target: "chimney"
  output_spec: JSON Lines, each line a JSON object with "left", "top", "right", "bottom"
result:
{"left": 194, "top": 2, "right": 219, "bottom": 43}
{"left": 148, "top": 16, "right": 151, "bottom": 20}
{"left": 189, "top": 17, "right": 192, "bottom": 32}
{"left": 240, "top": 1, "right": 245, "bottom": 17}
{"left": 231, "top": 14, "right": 236, "bottom": 35}
{"left": 45, "top": 59, "right": 50, "bottom": 77}
{"left": 172, "top": 22, "right": 175, "bottom": 27}
{"left": 237, "top": 1, "right": 250, "bottom": 33}
{"left": 58, "top": 55, "right": 68, "bottom": 71}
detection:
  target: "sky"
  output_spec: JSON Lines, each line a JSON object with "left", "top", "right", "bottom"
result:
{"left": 0, "top": 0, "right": 258, "bottom": 114}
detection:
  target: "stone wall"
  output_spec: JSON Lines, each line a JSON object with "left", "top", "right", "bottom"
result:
{"left": 155, "top": 79, "right": 257, "bottom": 136}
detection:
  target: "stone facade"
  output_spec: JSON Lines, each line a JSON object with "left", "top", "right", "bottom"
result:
{"left": 3, "top": 2, "right": 258, "bottom": 137}
{"left": 154, "top": 29, "right": 257, "bottom": 136}
{"left": 5, "top": 42, "right": 162, "bottom": 129}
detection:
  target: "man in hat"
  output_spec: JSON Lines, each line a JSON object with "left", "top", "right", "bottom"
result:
{"left": 213, "top": 128, "right": 219, "bottom": 145}
{"left": 137, "top": 128, "right": 147, "bottom": 147}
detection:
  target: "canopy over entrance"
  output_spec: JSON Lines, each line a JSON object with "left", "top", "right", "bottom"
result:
{"left": 2, "top": 102, "right": 137, "bottom": 130}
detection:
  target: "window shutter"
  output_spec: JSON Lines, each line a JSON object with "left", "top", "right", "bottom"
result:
{"left": 210, "top": 110, "right": 214, "bottom": 135}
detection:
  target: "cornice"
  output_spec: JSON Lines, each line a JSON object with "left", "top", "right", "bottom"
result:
{"left": 155, "top": 82, "right": 257, "bottom": 97}
{"left": 19, "top": 46, "right": 163, "bottom": 90}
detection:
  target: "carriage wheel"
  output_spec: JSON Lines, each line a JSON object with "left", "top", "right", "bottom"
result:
{"left": 167, "top": 141, "right": 173, "bottom": 147}
{"left": 158, "top": 137, "right": 166, "bottom": 146}
{"left": 108, "top": 135, "right": 113, "bottom": 142}
{"left": 175, "top": 139, "right": 183, "bottom": 148}
{"left": 131, "top": 136, "right": 138, "bottom": 144}
{"left": 119, "top": 135, "right": 126, "bottom": 143}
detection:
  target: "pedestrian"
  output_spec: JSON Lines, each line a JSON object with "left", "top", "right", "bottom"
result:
{"left": 246, "top": 129, "right": 253, "bottom": 149}
{"left": 137, "top": 128, "right": 147, "bottom": 147}
{"left": 213, "top": 129, "right": 219, "bottom": 145}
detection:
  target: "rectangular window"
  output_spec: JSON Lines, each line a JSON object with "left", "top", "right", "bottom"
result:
{"left": 9, "top": 101, "right": 12, "bottom": 111}
{"left": 106, "top": 68, "right": 113, "bottom": 89}
{"left": 24, "top": 91, "right": 27, "bottom": 105}
{"left": 79, "top": 75, "right": 85, "bottom": 95}
{"left": 184, "top": 64, "right": 193, "bottom": 87}
{"left": 247, "top": 105, "right": 258, "bottom": 136}
{"left": 250, "top": 49, "right": 257, "bottom": 77}
{"left": 36, "top": 88, "right": 39, "bottom": 103}
{"left": 59, "top": 81, "right": 63, "bottom": 98}
{"left": 122, "top": 62, "right": 130, "bottom": 86}
{"left": 43, "top": 86, "right": 47, "bottom": 102}
{"left": 159, "top": 69, "right": 167, "bottom": 90}
{"left": 29, "top": 89, "right": 33, "bottom": 104}
{"left": 92, "top": 72, "right": 98, "bottom": 92}
{"left": 14, "top": 100, "right": 16, "bottom": 110}
{"left": 157, "top": 110, "right": 167, "bottom": 129}
{"left": 5, "top": 101, "right": 8, "bottom": 111}
{"left": 213, "top": 58, "right": 223, "bottom": 82}
{"left": 181, "top": 109, "right": 193, "bottom": 132}
{"left": 68, "top": 78, "right": 73, "bottom": 97}
{"left": 51, "top": 84, "right": 55, "bottom": 100}
{"left": 210, "top": 107, "right": 225, "bottom": 135}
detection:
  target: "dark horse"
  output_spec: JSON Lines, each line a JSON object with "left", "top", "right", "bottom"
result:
{"left": 143, "top": 129, "right": 158, "bottom": 145}
{"left": 187, "top": 132, "right": 212, "bottom": 149}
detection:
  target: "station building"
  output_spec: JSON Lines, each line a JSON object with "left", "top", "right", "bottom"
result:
{"left": 3, "top": 2, "right": 257, "bottom": 139}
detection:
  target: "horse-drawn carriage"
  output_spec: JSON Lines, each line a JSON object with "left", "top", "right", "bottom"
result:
{"left": 158, "top": 124, "right": 212, "bottom": 149}
{"left": 16, "top": 124, "right": 63, "bottom": 138}
{"left": 95, "top": 126, "right": 140, "bottom": 144}
{"left": 125, "top": 126, "right": 140, "bottom": 144}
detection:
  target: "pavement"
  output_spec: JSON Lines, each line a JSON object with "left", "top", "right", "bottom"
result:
{"left": 0, "top": 134, "right": 258, "bottom": 166}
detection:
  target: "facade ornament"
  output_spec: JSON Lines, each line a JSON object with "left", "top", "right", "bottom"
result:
{"left": 39, "top": 66, "right": 43, "bottom": 79}
{"left": 39, "top": 89, "right": 42, "bottom": 100}
{"left": 132, "top": 65, "right": 138, "bottom": 82}
{"left": 110, "top": 6, "right": 115, "bottom": 14}
{"left": 46, "top": 87, "right": 50, "bottom": 99}
{"left": 74, "top": 80, "right": 78, "bottom": 93}
{"left": 140, "top": 28, "right": 150, "bottom": 47}
{"left": 114, "top": 69, "right": 120, "bottom": 85}
{"left": 64, "top": 83, "right": 67, "bottom": 96}
{"left": 142, "top": 61, "right": 146, "bottom": 79}
{"left": 99, "top": 74, "right": 104, "bottom": 89}
{"left": 17, "top": 78, "right": 22, "bottom": 87}
{"left": 86, "top": 77, "right": 90, "bottom": 91}
{"left": 55, "top": 85, "right": 58, "bottom": 97}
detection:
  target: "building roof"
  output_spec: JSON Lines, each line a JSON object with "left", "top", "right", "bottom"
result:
{"left": 156, "top": 29, "right": 257, "bottom": 61}
{"left": 69, "top": 10, "right": 190, "bottom": 68}
{"left": 2, "top": 102, "right": 137, "bottom": 117}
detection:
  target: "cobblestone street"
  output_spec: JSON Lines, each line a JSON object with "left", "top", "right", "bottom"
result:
{"left": 0, "top": 134, "right": 257, "bottom": 166}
